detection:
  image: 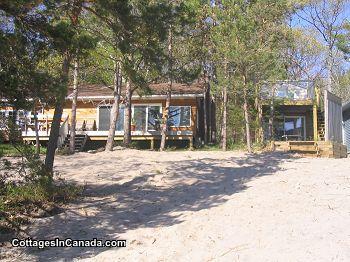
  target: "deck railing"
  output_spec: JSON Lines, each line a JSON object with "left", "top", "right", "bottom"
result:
{"left": 261, "top": 81, "right": 315, "bottom": 101}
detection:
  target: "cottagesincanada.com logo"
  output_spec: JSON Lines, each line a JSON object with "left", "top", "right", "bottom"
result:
{"left": 11, "top": 237, "right": 126, "bottom": 249}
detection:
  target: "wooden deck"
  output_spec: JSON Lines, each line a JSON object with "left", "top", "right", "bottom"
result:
{"left": 272, "top": 141, "right": 348, "bottom": 158}
{"left": 22, "top": 130, "right": 195, "bottom": 150}
{"left": 261, "top": 99, "right": 314, "bottom": 106}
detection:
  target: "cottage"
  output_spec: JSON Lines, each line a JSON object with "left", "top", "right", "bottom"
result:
{"left": 17, "top": 81, "right": 215, "bottom": 150}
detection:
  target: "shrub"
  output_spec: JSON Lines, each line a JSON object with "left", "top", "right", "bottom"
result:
{"left": 0, "top": 141, "right": 81, "bottom": 234}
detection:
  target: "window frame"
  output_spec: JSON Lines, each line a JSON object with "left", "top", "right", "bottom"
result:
{"left": 97, "top": 104, "right": 126, "bottom": 131}
{"left": 132, "top": 103, "right": 162, "bottom": 132}
{"left": 168, "top": 105, "right": 192, "bottom": 128}
{"left": 273, "top": 115, "right": 306, "bottom": 141}
{"left": 146, "top": 105, "right": 162, "bottom": 131}
{"left": 97, "top": 104, "right": 192, "bottom": 131}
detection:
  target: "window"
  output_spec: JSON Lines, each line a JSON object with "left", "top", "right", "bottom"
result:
{"left": 0, "top": 111, "right": 6, "bottom": 128}
{"left": 132, "top": 105, "right": 162, "bottom": 132}
{"left": 168, "top": 106, "right": 191, "bottom": 127}
{"left": 148, "top": 106, "right": 161, "bottom": 131}
{"left": 116, "top": 106, "right": 124, "bottom": 131}
{"left": 98, "top": 105, "right": 124, "bottom": 131}
{"left": 99, "top": 105, "right": 162, "bottom": 132}
{"left": 133, "top": 105, "right": 147, "bottom": 132}
{"left": 273, "top": 116, "right": 305, "bottom": 141}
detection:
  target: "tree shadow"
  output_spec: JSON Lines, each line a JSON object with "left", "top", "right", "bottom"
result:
{"left": 11, "top": 152, "right": 295, "bottom": 261}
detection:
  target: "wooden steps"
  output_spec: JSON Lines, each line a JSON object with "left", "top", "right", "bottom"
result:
{"left": 62, "top": 134, "right": 88, "bottom": 152}
{"left": 271, "top": 140, "right": 347, "bottom": 158}
{"left": 288, "top": 141, "right": 319, "bottom": 156}
{"left": 317, "top": 110, "right": 325, "bottom": 140}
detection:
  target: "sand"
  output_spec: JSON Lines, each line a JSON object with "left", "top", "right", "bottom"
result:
{"left": 1, "top": 149, "right": 350, "bottom": 262}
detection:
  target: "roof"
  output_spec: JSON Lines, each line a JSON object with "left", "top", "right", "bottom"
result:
{"left": 67, "top": 82, "right": 206, "bottom": 100}
{"left": 343, "top": 100, "right": 350, "bottom": 113}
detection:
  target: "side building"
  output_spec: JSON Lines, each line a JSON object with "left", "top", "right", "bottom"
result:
{"left": 260, "top": 80, "right": 347, "bottom": 158}
{"left": 343, "top": 101, "right": 350, "bottom": 154}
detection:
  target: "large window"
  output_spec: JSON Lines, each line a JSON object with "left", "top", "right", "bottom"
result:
{"left": 98, "top": 106, "right": 124, "bottom": 131}
{"left": 133, "top": 105, "right": 147, "bottom": 132}
{"left": 116, "top": 107, "right": 124, "bottom": 131}
{"left": 273, "top": 116, "right": 305, "bottom": 141}
{"left": 132, "top": 105, "right": 162, "bottom": 132}
{"left": 148, "top": 106, "right": 162, "bottom": 131}
{"left": 98, "top": 105, "right": 191, "bottom": 132}
{"left": 168, "top": 106, "right": 191, "bottom": 127}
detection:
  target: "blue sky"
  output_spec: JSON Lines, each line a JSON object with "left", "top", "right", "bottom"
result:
{"left": 291, "top": 2, "right": 350, "bottom": 31}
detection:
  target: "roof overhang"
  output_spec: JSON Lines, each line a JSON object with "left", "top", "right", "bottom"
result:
{"left": 66, "top": 93, "right": 204, "bottom": 101}
{"left": 343, "top": 100, "right": 350, "bottom": 112}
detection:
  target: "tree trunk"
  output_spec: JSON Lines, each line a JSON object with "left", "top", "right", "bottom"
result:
{"left": 258, "top": 103, "right": 263, "bottom": 143}
{"left": 326, "top": 47, "right": 333, "bottom": 92}
{"left": 160, "top": 26, "right": 173, "bottom": 151}
{"left": 243, "top": 78, "right": 252, "bottom": 153}
{"left": 106, "top": 61, "right": 122, "bottom": 151}
{"left": 268, "top": 86, "right": 275, "bottom": 140}
{"left": 69, "top": 56, "right": 79, "bottom": 154}
{"left": 45, "top": 54, "right": 70, "bottom": 172}
{"left": 33, "top": 101, "right": 40, "bottom": 156}
{"left": 203, "top": 85, "right": 208, "bottom": 145}
{"left": 255, "top": 84, "right": 263, "bottom": 143}
{"left": 123, "top": 80, "right": 132, "bottom": 147}
{"left": 221, "top": 87, "right": 227, "bottom": 151}
{"left": 160, "top": 90, "right": 171, "bottom": 151}
{"left": 208, "top": 95, "right": 212, "bottom": 143}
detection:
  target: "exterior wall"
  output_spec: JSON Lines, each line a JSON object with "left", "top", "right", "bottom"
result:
{"left": 324, "top": 91, "right": 343, "bottom": 143}
{"left": 45, "top": 98, "right": 198, "bottom": 134}
{"left": 343, "top": 108, "right": 350, "bottom": 153}
{"left": 65, "top": 101, "right": 97, "bottom": 130}
{"left": 262, "top": 105, "right": 314, "bottom": 141}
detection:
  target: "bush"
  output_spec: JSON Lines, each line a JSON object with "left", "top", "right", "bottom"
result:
{"left": 56, "top": 146, "right": 71, "bottom": 155}
{"left": 0, "top": 143, "right": 46, "bottom": 157}
{"left": 0, "top": 141, "right": 81, "bottom": 234}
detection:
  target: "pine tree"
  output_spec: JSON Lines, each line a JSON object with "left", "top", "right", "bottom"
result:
{"left": 211, "top": 0, "right": 292, "bottom": 151}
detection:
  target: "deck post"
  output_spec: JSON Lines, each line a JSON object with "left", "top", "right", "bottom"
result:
{"left": 189, "top": 136, "right": 194, "bottom": 150}
{"left": 150, "top": 138, "right": 155, "bottom": 150}
{"left": 46, "top": 116, "right": 49, "bottom": 135}
{"left": 313, "top": 103, "right": 318, "bottom": 141}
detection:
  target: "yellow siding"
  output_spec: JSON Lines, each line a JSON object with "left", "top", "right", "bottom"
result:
{"left": 43, "top": 98, "right": 198, "bottom": 132}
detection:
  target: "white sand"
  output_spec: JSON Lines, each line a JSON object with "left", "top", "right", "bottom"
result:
{"left": 1, "top": 150, "right": 350, "bottom": 262}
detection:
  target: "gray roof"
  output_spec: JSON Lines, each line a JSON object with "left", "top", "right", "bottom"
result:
{"left": 343, "top": 100, "right": 350, "bottom": 112}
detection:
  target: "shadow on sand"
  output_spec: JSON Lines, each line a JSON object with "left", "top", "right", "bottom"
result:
{"left": 18, "top": 152, "right": 295, "bottom": 261}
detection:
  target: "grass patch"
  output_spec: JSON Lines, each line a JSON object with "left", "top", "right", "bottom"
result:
{"left": 0, "top": 143, "right": 46, "bottom": 156}
{"left": 197, "top": 142, "right": 269, "bottom": 152}
{"left": 0, "top": 139, "right": 79, "bottom": 237}
{"left": 197, "top": 142, "right": 247, "bottom": 151}
{"left": 0, "top": 177, "right": 82, "bottom": 235}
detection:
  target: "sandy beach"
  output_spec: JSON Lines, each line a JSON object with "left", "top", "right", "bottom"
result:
{"left": 1, "top": 149, "right": 350, "bottom": 261}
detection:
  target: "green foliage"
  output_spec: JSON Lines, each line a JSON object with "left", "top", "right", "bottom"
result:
{"left": 86, "top": 0, "right": 171, "bottom": 90}
{"left": 334, "top": 69, "right": 350, "bottom": 101}
{"left": 0, "top": 143, "right": 46, "bottom": 157}
{"left": 337, "top": 21, "right": 350, "bottom": 60}
{"left": 0, "top": 141, "right": 81, "bottom": 232}
{"left": 0, "top": 121, "right": 80, "bottom": 232}
{"left": 210, "top": 0, "right": 293, "bottom": 146}
{"left": 0, "top": 177, "right": 82, "bottom": 232}
{"left": 199, "top": 142, "right": 247, "bottom": 151}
